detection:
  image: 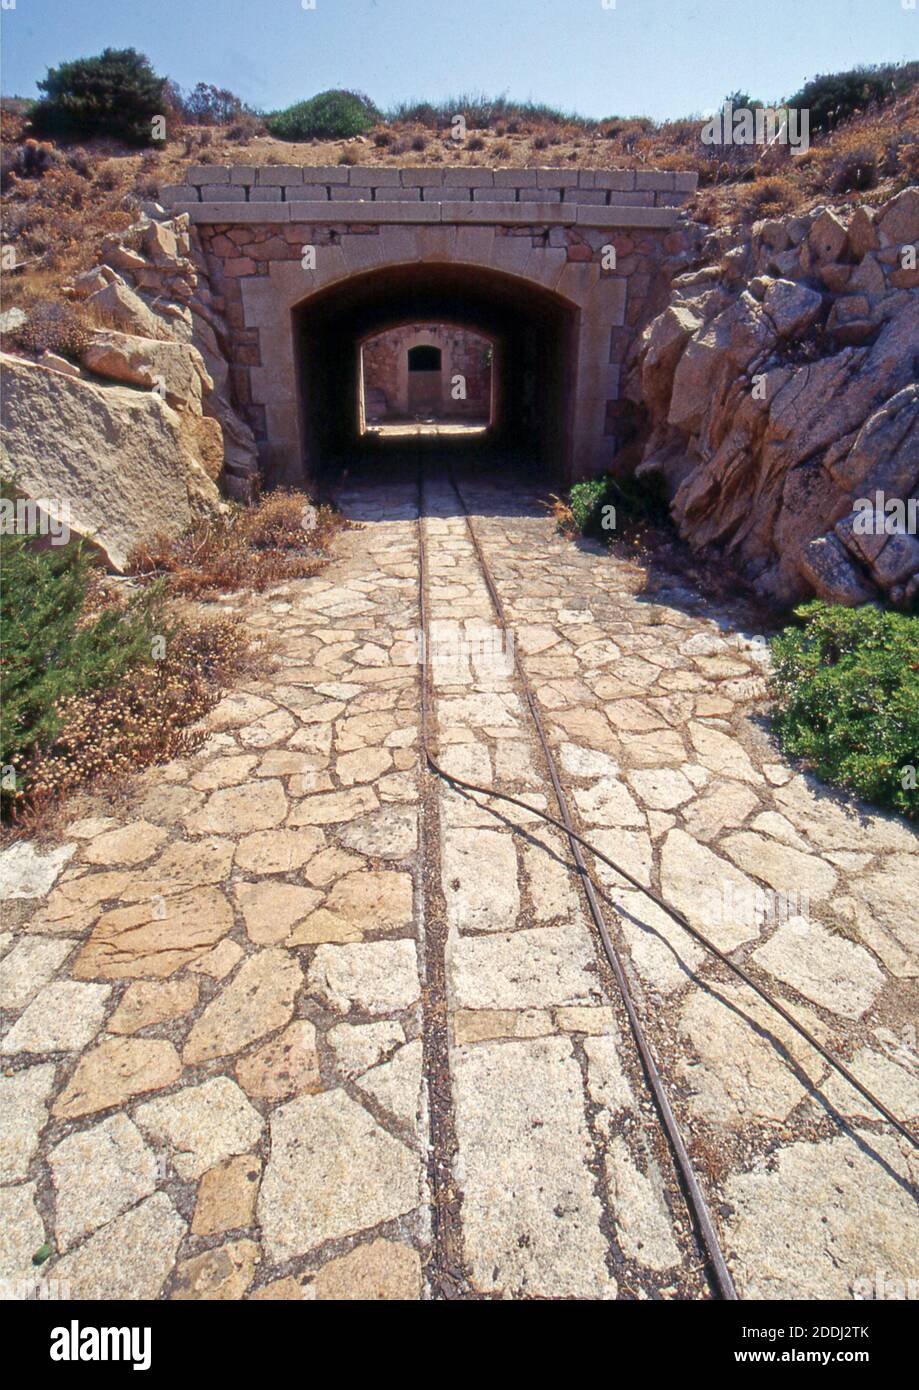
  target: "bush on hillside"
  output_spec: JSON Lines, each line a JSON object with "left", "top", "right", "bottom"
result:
{"left": 268, "top": 90, "right": 379, "bottom": 141}
{"left": 769, "top": 601, "right": 919, "bottom": 820}
{"left": 788, "top": 61, "right": 919, "bottom": 135}
{"left": 30, "top": 47, "right": 171, "bottom": 146}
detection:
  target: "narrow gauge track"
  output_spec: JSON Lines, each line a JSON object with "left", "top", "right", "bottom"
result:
{"left": 414, "top": 460, "right": 916, "bottom": 1303}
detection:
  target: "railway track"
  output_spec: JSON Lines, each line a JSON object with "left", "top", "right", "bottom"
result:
{"left": 412, "top": 458, "right": 916, "bottom": 1302}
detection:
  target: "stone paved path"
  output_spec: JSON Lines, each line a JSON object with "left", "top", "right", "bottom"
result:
{"left": 1, "top": 467, "right": 916, "bottom": 1300}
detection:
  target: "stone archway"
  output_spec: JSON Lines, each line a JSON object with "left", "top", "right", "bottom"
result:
{"left": 178, "top": 164, "right": 697, "bottom": 485}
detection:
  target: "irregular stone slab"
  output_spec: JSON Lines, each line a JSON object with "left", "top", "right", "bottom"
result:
{"left": 677, "top": 985, "right": 819, "bottom": 1125}
{"left": 258, "top": 1089, "right": 419, "bottom": 1261}
{"left": 135, "top": 1076, "right": 263, "bottom": 1180}
{"left": 190, "top": 754, "right": 259, "bottom": 790}
{"left": 723, "top": 1133, "right": 919, "bottom": 1298}
{"left": 338, "top": 806, "right": 418, "bottom": 859}
{"left": 443, "top": 828, "right": 519, "bottom": 933}
{"left": 234, "top": 827, "right": 325, "bottom": 875}
{"left": 0, "top": 840, "right": 75, "bottom": 900}
{"left": 235, "top": 1021, "right": 321, "bottom": 1102}
{"left": 832, "top": 854, "right": 919, "bottom": 979}
{"left": 107, "top": 977, "right": 199, "bottom": 1034}
{"left": 2, "top": 980, "right": 111, "bottom": 1055}
{"left": 183, "top": 948, "right": 301, "bottom": 1064}
{"left": 324, "top": 871, "right": 413, "bottom": 936}
{"left": 682, "top": 780, "right": 759, "bottom": 843}
{"left": 54, "top": 1037, "right": 182, "bottom": 1120}
{"left": 0, "top": 1183, "right": 45, "bottom": 1291}
{"left": 171, "top": 1239, "right": 260, "bottom": 1300}
{"left": 626, "top": 767, "right": 695, "bottom": 810}
{"left": 688, "top": 722, "right": 759, "bottom": 783}
{"left": 559, "top": 742, "right": 620, "bottom": 779}
{"left": 0, "top": 1063, "right": 56, "bottom": 1181}
{"left": 119, "top": 836, "right": 235, "bottom": 899}
{"left": 583, "top": 1034, "right": 636, "bottom": 1126}
{"left": 0, "top": 936, "right": 75, "bottom": 1012}
{"left": 184, "top": 779, "right": 288, "bottom": 834}
{"left": 25, "top": 870, "right": 133, "bottom": 935}
{"left": 752, "top": 917, "right": 884, "bottom": 1019}
{"left": 192, "top": 1153, "right": 261, "bottom": 1235}
{"left": 287, "top": 786, "right": 378, "bottom": 827}
{"left": 72, "top": 887, "right": 234, "bottom": 979}
{"left": 355, "top": 1038, "right": 424, "bottom": 1131}
{"left": 452, "top": 1036, "right": 614, "bottom": 1298}
{"left": 189, "top": 939, "right": 243, "bottom": 979}
{"left": 51, "top": 1192, "right": 185, "bottom": 1300}
{"left": 819, "top": 1046, "right": 919, "bottom": 1121}
{"left": 613, "top": 890, "right": 705, "bottom": 994}
{"left": 207, "top": 692, "right": 276, "bottom": 730}
{"left": 50, "top": 1114, "right": 158, "bottom": 1249}
{"left": 574, "top": 777, "right": 645, "bottom": 828}
{"left": 308, "top": 940, "right": 420, "bottom": 1015}
{"left": 307, "top": 1239, "right": 422, "bottom": 1300}
{"left": 327, "top": 1020, "right": 405, "bottom": 1078}
{"left": 234, "top": 880, "right": 323, "bottom": 945}
{"left": 336, "top": 748, "right": 394, "bottom": 785}
{"left": 722, "top": 831, "right": 837, "bottom": 902}
{"left": 659, "top": 830, "right": 763, "bottom": 951}
{"left": 450, "top": 923, "right": 601, "bottom": 1011}
{"left": 82, "top": 820, "right": 167, "bottom": 866}
{"left": 604, "top": 1136, "right": 681, "bottom": 1271}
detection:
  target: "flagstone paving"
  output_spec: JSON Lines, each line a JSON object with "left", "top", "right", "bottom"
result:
{"left": 0, "top": 468, "right": 916, "bottom": 1301}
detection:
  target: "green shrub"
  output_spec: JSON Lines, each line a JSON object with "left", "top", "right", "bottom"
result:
{"left": 769, "top": 601, "right": 919, "bottom": 820}
{"left": 0, "top": 528, "right": 161, "bottom": 809}
{"left": 561, "top": 474, "right": 668, "bottom": 540}
{"left": 268, "top": 89, "right": 379, "bottom": 141}
{"left": 30, "top": 47, "right": 171, "bottom": 146}
{"left": 787, "top": 61, "right": 919, "bottom": 135}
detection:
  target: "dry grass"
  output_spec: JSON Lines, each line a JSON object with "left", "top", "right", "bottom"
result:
{"left": 129, "top": 490, "right": 343, "bottom": 597}
{"left": 2, "top": 81, "right": 916, "bottom": 317}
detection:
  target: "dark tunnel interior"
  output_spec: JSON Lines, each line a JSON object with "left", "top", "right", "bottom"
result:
{"left": 293, "top": 262, "right": 577, "bottom": 483}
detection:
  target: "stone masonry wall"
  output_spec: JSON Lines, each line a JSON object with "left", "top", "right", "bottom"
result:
{"left": 167, "top": 168, "right": 700, "bottom": 481}
{"left": 362, "top": 325, "right": 492, "bottom": 420}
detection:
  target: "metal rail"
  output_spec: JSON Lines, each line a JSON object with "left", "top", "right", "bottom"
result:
{"left": 414, "top": 462, "right": 918, "bottom": 1301}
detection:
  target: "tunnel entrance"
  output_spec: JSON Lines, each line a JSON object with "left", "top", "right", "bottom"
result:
{"left": 294, "top": 262, "right": 576, "bottom": 482}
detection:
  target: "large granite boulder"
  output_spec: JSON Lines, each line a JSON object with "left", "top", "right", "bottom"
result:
{"left": 0, "top": 353, "right": 222, "bottom": 571}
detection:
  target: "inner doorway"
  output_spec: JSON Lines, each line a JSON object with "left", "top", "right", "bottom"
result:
{"left": 359, "top": 322, "right": 494, "bottom": 434}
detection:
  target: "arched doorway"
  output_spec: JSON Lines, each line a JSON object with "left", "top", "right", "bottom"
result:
{"left": 292, "top": 262, "right": 577, "bottom": 481}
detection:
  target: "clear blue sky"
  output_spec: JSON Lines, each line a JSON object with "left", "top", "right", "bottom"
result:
{"left": 1, "top": 0, "right": 915, "bottom": 122}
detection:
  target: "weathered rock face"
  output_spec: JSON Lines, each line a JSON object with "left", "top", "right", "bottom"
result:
{"left": 70, "top": 206, "right": 261, "bottom": 502}
{"left": 0, "top": 353, "right": 222, "bottom": 571}
{"left": 628, "top": 187, "right": 919, "bottom": 608}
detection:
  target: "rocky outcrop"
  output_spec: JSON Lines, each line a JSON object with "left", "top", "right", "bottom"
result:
{"left": 0, "top": 353, "right": 222, "bottom": 572}
{"left": 68, "top": 205, "right": 260, "bottom": 502}
{"left": 628, "top": 187, "right": 919, "bottom": 608}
